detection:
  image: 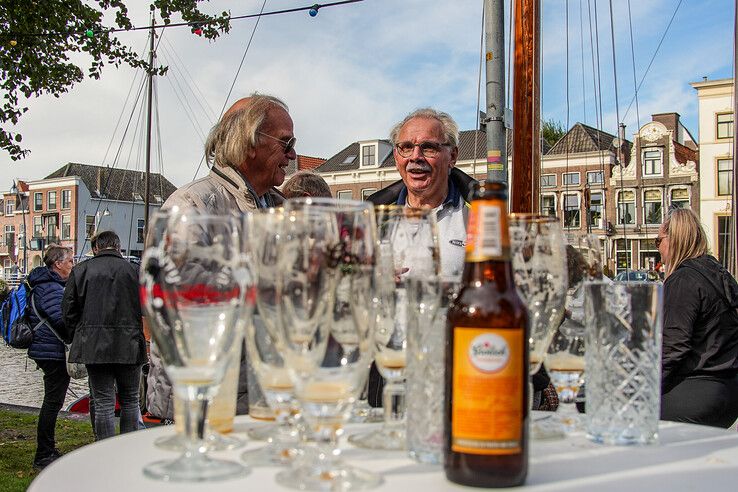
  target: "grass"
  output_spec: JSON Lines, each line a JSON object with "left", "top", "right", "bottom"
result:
{"left": 0, "top": 409, "right": 94, "bottom": 492}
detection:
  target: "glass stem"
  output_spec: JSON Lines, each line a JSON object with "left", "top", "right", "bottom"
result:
{"left": 313, "top": 423, "right": 342, "bottom": 471}
{"left": 180, "top": 384, "right": 211, "bottom": 459}
{"left": 383, "top": 379, "right": 406, "bottom": 431}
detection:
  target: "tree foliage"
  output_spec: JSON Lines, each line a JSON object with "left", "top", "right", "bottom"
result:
{"left": 541, "top": 118, "right": 567, "bottom": 147}
{"left": 0, "top": 1, "right": 231, "bottom": 161}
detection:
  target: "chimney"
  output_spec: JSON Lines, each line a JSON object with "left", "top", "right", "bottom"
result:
{"left": 652, "top": 113, "right": 680, "bottom": 134}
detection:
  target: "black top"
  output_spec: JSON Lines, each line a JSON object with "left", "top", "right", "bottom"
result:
{"left": 662, "top": 254, "right": 738, "bottom": 393}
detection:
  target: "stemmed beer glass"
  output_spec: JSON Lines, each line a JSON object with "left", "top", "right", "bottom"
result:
{"left": 275, "top": 198, "right": 382, "bottom": 491}
{"left": 350, "top": 206, "right": 441, "bottom": 450}
{"left": 544, "top": 233, "right": 602, "bottom": 430}
{"left": 140, "top": 212, "right": 251, "bottom": 482}
{"left": 509, "top": 214, "right": 568, "bottom": 439}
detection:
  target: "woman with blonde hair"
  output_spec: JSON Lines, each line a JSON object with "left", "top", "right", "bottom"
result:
{"left": 656, "top": 207, "right": 738, "bottom": 427}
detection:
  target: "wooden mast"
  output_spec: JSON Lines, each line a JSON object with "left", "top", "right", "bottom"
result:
{"left": 511, "top": 0, "right": 540, "bottom": 213}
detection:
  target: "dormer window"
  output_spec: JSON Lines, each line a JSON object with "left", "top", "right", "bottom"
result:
{"left": 642, "top": 148, "right": 663, "bottom": 176}
{"left": 360, "top": 143, "right": 377, "bottom": 168}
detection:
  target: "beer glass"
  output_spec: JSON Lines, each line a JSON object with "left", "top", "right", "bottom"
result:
{"left": 140, "top": 212, "right": 251, "bottom": 482}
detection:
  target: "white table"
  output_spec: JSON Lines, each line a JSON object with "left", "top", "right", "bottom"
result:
{"left": 29, "top": 416, "right": 738, "bottom": 491}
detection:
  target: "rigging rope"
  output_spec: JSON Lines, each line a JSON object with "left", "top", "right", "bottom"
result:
{"left": 193, "top": 0, "right": 268, "bottom": 180}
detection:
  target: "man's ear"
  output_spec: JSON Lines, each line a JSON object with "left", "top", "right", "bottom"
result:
{"left": 449, "top": 146, "right": 458, "bottom": 168}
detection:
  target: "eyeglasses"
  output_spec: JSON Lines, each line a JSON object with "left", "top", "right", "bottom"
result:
{"left": 258, "top": 131, "right": 296, "bottom": 155}
{"left": 654, "top": 236, "right": 667, "bottom": 248}
{"left": 394, "top": 141, "right": 451, "bottom": 158}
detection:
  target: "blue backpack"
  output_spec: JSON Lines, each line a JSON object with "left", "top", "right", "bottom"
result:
{"left": 1, "top": 281, "right": 31, "bottom": 346}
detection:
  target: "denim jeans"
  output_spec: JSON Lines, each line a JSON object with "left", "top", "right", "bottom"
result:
{"left": 86, "top": 364, "right": 142, "bottom": 440}
{"left": 34, "top": 359, "right": 70, "bottom": 461}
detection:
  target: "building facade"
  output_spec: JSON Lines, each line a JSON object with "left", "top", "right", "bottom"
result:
{"left": 0, "top": 163, "right": 176, "bottom": 280}
{"left": 691, "top": 78, "right": 734, "bottom": 268}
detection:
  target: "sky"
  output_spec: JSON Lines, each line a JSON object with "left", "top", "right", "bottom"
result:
{"left": 3, "top": 0, "right": 734, "bottom": 187}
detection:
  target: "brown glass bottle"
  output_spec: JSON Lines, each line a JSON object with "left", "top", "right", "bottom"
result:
{"left": 444, "top": 181, "right": 529, "bottom": 488}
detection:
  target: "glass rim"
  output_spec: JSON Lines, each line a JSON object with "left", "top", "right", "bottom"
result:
{"left": 508, "top": 213, "right": 559, "bottom": 223}
{"left": 284, "top": 196, "right": 372, "bottom": 212}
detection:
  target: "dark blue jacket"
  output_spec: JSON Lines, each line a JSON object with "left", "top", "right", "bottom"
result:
{"left": 27, "top": 267, "right": 67, "bottom": 361}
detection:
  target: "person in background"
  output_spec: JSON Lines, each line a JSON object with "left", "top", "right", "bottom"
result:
{"left": 62, "top": 230, "right": 146, "bottom": 440}
{"left": 281, "top": 170, "right": 332, "bottom": 199}
{"left": 147, "top": 93, "right": 294, "bottom": 421}
{"left": 657, "top": 208, "right": 738, "bottom": 428}
{"left": 27, "top": 245, "right": 75, "bottom": 470}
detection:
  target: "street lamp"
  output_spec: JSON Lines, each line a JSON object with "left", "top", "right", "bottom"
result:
{"left": 95, "top": 207, "right": 111, "bottom": 231}
{"left": 10, "top": 180, "right": 27, "bottom": 276}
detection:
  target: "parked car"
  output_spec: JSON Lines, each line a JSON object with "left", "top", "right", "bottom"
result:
{"left": 614, "top": 270, "right": 660, "bottom": 282}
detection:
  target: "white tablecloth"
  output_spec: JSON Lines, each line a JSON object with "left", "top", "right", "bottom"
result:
{"left": 29, "top": 416, "right": 738, "bottom": 491}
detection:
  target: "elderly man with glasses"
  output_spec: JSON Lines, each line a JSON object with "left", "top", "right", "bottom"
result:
{"left": 368, "top": 108, "right": 476, "bottom": 280}
{"left": 162, "top": 93, "right": 294, "bottom": 213}
{"left": 147, "top": 93, "right": 295, "bottom": 423}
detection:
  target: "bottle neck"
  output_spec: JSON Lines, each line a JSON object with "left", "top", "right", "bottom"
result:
{"left": 464, "top": 198, "right": 511, "bottom": 263}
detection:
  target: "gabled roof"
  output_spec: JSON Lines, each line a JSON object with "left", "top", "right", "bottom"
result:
{"left": 546, "top": 123, "right": 628, "bottom": 155}
{"left": 44, "top": 163, "right": 177, "bottom": 203}
{"left": 316, "top": 140, "right": 396, "bottom": 173}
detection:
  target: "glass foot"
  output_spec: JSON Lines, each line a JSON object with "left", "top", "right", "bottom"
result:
{"left": 143, "top": 454, "right": 249, "bottom": 482}
{"left": 531, "top": 414, "right": 565, "bottom": 440}
{"left": 155, "top": 432, "right": 245, "bottom": 452}
{"left": 247, "top": 423, "right": 276, "bottom": 441}
{"left": 276, "top": 462, "right": 383, "bottom": 491}
{"left": 241, "top": 441, "right": 300, "bottom": 467}
{"left": 348, "top": 427, "right": 406, "bottom": 450}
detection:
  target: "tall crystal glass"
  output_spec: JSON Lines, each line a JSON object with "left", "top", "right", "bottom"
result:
{"left": 275, "top": 198, "right": 382, "bottom": 491}
{"left": 350, "top": 206, "right": 441, "bottom": 451}
{"left": 544, "top": 233, "right": 602, "bottom": 430}
{"left": 140, "top": 212, "right": 251, "bottom": 482}
{"left": 241, "top": 209, "right": 301, "bottom": 465}
{"left": 509, "top": 214, "right": 568, "bottom": 439}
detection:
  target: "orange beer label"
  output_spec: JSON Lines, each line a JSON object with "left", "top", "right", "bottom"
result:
{"left": 465, "top": 201, "right": 507, "bottom": 262}
{"left": 451, "top": 327, "right": 524, "bottom": 455}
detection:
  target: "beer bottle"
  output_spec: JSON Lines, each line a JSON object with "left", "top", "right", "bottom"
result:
{"left": 444, "top": 181, "right": 529, "bottom": 487}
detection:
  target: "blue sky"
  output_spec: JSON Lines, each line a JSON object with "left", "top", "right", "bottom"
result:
{"left": 3, "top": 0, "right": 734, "bottom": 186}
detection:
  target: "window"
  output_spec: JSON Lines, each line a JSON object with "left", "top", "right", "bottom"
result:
{"left": 644, "top": 190, "right": 662, "bottom": 224}
{"left": 85, "top": 215, "right": 95, "bottom": 238}
{"left": 638, "top": 239, "right": 661, "bottom": 271}
{"left": 589, "top": 192, "right": 603, "bottom": 228}
{"left": 33, "top": 216, "right": 43, "bottom": 238}
{"left": 587, "top": 171, "right": 604, "bottom": 185}
{"left": 617, "top": 190, "right": 635, "bottom": 225}
{"left": 717, "top": 216, "right": 734, "bottom": 268}
{"left": 337, "top": 190, "right": 353, "bottom": 200}
{"left": 361, "top": 145, "right": 376, "bottom": 167}
{"left": 61, "top": 215, "right": 71, "bottom": 240}
{"left": 670, "top": 188, "right": 689, "bottom": 209}
{"left": 46, "top": 216, "right": 58, "bottom": 240}
{"left": 5, "top": 200, "right": 13, "bottom": 215}
{"left": 47, "top": 191, "right": 57, "bottom": 210}
{"left": 61, "top": 189, "right": 72, "bottom": 209}
{"left": 540, "top": 195, "right": 556, "bottom": 217}
{"left": 361, "top": 188, "right": 377, "bottom": 200}
{"left": 34, "top": 192, "right": 43, "bottom": 211}
{"left": 563, "top": 172, "right": 580, "bottom": 186}
{"left": 563, "top": 193, "right": 580, "bottom": 228}
{"left": 541, "top": 174, "right": 556, "bottom": 188}
{"left": 717, "top": 113, "right": 734, "bottom": 139}
{"left": 642, "top": 149, "right": 662, "bottom": 176}
{"left": 615, "top": 239, "right": 633, "bottom": 273}
{"left": 718, "top": 158, "right": 733, "bottom": 196}
{"left": 341, "top": 155, "right": 356, "bottom": 165}
{"left": 4, "top": 225, "right": 14, "bottom": 247}
{"left": 137, "top": 219, "right": 145, "bottom": 244}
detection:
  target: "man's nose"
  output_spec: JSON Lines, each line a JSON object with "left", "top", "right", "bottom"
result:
{"left": 409, "top": 144, "right": 425, "bottom": 160}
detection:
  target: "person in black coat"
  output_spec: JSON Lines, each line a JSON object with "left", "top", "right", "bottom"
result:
{"left": 27, "top": 245, "right": 75, "bottom": 469}
{"left": 657, "top": 208, "right": 738, "bottom": 428}
{"left": 62, "top": 230, "right": 146, "bottom": 440}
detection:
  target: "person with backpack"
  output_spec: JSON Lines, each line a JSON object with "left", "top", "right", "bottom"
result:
{"left": 657, "top": 208, "right": 738, "bottom": 428}
{"left": 26, "top": 245, "right": 75, "bottom": 470}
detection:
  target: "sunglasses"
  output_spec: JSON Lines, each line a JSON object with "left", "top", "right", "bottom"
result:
{"left": 258, "top": 131, "right": 296, "bottom": 155}
{"left": 395, "top": 141, "right": 451, "bottom": 158}
{"left": 654, "top": 236, "right": 667, "bottom": 248}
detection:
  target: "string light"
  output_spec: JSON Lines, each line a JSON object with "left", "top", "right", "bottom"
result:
{"left": 4, "top": 1, "right": 361, "bottom": 40}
